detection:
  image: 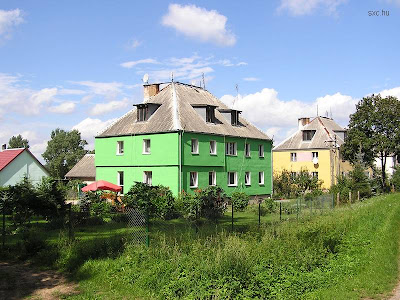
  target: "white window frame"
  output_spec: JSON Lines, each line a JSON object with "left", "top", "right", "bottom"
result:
{"left": 143, "top": 171, "right": 152, "bottom": 186}
{"left": 209, "top": 171, "right": 216, "bottom": 186}
{"left": 245, "top": 171, "right": 251, "bottom": 186}
{"left": 210, "top": 140, "right": 217, "bottom": 155}
{"left": 259, "top": 144, "right": 264, "bottom": 158}
{"left": 225, "top": 142, "right": 237, "bottom": 156}
{"left": 245, "top": 143, "right": 251, "bottom": 157}
{"left": 190, "top": 172, "right": 198, "bottom": 188}
{"left": 312, "top": 152, "right": 318, "bottom": 159}
{"left": 290, "top": 152, "right": 297, "bottom": 162}
{"left": 143, "top": 139, "right": 151, "bottom": 154}
{"left": 117, "top": 171, "right": 124, "bottom": 193}
{"left": 312, "top": 172, "right": 318, "bottom": 179}
{"left": 191, "top": 139, "right": 199, "bottom": 154}
{"left": 227, "top": 172, "right": 238, "bottom": 187}
{"left": 116, "top": 141, "right": 124, "bottom": 155}
{"left": 259, "top": 171, "right": 264, "bottom": 185}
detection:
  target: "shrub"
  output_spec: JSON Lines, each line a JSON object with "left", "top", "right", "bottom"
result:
{"left": 124, "top": 182, "right": 176, "bottom": 220}
{"left": 231, "top": 192, "right": 250, "bottom": 211}
{"left": 392, "top": 166, "right": 400, "bottom": 191}
{"left": 195, "top": 186, "right": 227, "bottom": 222}
{"left": 175, "top": 191, "right": 199, "bottom": 221}
{"left": 35, "top": 177, "right": 67, "bottom": 221}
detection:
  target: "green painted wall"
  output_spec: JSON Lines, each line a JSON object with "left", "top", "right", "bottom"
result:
{"left": 95, "top": 133, "right": 179, "bottom": 167}
{"left": 95, "top": 131, "right": 272, "bottom": 197}
{"left": 182, "top": 133, "right": 272, "bottom": 196}
{"left": 0, "top": 151, "right": 49, "bottom": 187}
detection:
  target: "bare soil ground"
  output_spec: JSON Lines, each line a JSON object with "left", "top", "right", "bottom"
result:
{"left": 0, "top": 261, "right": 79, "bottom": 300}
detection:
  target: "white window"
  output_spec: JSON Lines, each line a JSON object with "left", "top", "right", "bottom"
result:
{"left": 225, "top": 142, "right": 237, "bottom": 156}
{"left": 210, "top": 140, "right": 217, "bottom": 155}
{"left": 259, "top": 172, "right": 264, "bottom": 185}
{"left": 290, "top": 152, "right": 297, "bottom": 162}
{"left": 291, "top": 172, "right": 297, "bottom": 180}
{"left": 209, "top": 171, "right": 216, "bottom": 186}
{"left": 143, "top": 171, "right": 152, "bottom": 185}
{"left": 143, "top": 139, "right": 151, "bottom": 154}
{"left": 245, "top": 172, "right": 251, "bottom": 186}
{"left": 190, "top": 172, "right": 198, "bottom": 188}
{"left": 191, "top": 139, "right": 199, "bottom": 154}
{"left": 117, "top": 141, "right": 124, "bottom": 155}
{"left": 312, "top": 172, "right": 318, "bottom": 179}
{"left": 312, "top": 152, "right": 318, "bottom": 159}
{"left": 227, "top": 172, "right": 237, "bottom": 186}
{"left": 245, "top": 143, "right": 251, "bottom": 157}
{"left": 258, "top": 144, "right": 264, "bottom": 158}
{"left": 117, "top": 171, "right": 124, "bottom": 192}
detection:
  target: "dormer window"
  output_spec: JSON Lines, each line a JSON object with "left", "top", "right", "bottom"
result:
{"left": 302, "top": 130, "right": 315, "bottom": 141}
{"left": 218, "top": 109, "right": 242, "bottom": 126}
{"left": 134, "top": 103, "right": 160, "bottom": 122}
{"left": 231, "top": 110, "right": 240, "bottom": 126}
{"left": 192, "top": 104, "right": 217, "bottom": 123}
{"left": 206, "top": 106, "right": 215, "bottom": 123}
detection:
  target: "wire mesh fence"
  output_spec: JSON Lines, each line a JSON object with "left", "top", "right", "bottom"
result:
{"left": 125, "top": 208, "right": 148, "bottom": 246}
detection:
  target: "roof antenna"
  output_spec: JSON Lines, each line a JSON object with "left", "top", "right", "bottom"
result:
{"left": 171, "top": 72, "right": 174, "bottom": 82}
{"left": 202, "top": 73, "right": 206, "bottom": 89}
{"left": 232, "top": 83, "right": 239, "bottom": 108}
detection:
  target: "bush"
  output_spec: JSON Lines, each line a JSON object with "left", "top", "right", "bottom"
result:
{"left": 231, "top": 192, "right": 250, "bottom": 211}
{"left": 391, "top": 166, "right": 400, "bottom": 191}
{"left": 124, "top": 182, "right": 176, "bottom": 220}
{"left": 195, "top": 186, "right": 227, "bottom": 222}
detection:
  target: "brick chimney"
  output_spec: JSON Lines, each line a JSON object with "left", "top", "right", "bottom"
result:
{"left": 298, "top": 117, "right": 310, "bottom": 130}
{"left": 143, "top": 84, "right": 160, "bottom": 101}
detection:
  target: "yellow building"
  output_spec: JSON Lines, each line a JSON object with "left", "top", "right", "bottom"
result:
{"left": 273, "top": 116, "right": 352, "bottom": 189}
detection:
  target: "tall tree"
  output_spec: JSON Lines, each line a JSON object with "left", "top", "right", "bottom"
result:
{"left": 42, "top": 128, "right": 88, "bottom": 178}
{"left": 342, "top": 94, "right": 400, "bottom": 190}
{"left": 8, "top": 134, "right": 29, "bottom": 149}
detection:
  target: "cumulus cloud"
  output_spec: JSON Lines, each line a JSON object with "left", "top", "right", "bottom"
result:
{"left": 161, "top": 4, "right": 236, "bottom": 46}
{"left": 89, "top": 98, "right": 129, "bottom": 116}
{"left": 0, "top": 9, "right": 23, "bottom": 39}
{"left": 277, "top": 0, "right": 347, "bottom": 16}
{"left": 72, "top": 117, "right": 117, "bottom": 149}
{"left": 72, "top": 80, "right": 125, "bottom": 100}
{"left": 48, "top": 101, "right": 76, "bottom": 114}
{"left": 220, "top": 88, "right": 358, "bottom": 143}
{"left": 379, "top": 87, "right": 400, "bottom": 99}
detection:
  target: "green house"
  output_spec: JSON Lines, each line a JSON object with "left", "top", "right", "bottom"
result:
{"left": 95, "top": 82, "right": 272, "bottom": 198}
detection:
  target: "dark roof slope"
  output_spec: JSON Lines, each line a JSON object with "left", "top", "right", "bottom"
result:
{"left": 98, "top": 82, "right": 270, "bottom": 140}
{"left": 65, "top": 154, "right": 95, "bottom": 179}
{"left": 274, "top": 117, "right": 346, "bottom": 151}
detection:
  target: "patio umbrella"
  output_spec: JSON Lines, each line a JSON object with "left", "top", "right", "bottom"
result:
{"left": 81, "top": 180, "right": 122, "bottom": 192}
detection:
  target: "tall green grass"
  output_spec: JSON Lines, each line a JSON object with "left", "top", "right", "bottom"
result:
{"left": 63, "top": 194, "right": 400, "bottom": 299}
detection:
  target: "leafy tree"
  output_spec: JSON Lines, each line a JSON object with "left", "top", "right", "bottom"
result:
{"left": 294, "top": 169, "right": 322, "bottom": 195}
{"left": 342, "top": 94, "right": 400, "bottom": 191}
{"left": 35, "top": 177, "right": 67, "bottom": 220}
{"left": 42, "top": 128, "right": 88, "bottom": 179}
{"left": 8, "top": 134, "right": 29, "bottom": 149}
{"left": 195, "top": 186, "right": 227, "bottom": 222}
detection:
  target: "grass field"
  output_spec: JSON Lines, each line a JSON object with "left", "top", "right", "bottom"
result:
{"left": 2, "top": 194, "right": 399, "bottom": 299}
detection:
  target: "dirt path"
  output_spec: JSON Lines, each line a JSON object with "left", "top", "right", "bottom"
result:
{"left": 0, "top": 261, "right": 79, "bottom": 300}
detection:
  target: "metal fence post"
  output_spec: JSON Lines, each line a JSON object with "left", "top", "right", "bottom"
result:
{"left": 296, "top": 198, "right": 299, "bottom": 221}
{"left": 349, "top": 191, "right": 352, "bottom": 204}
{"left": 146, "top": 209, "right": 150, "bottom": 247}
{"left": 357, "top": 190, "right": 360, "bottom": 202}
{"left": 231, "top": 203, "right": 234, "bottom": 231}
{"left": 279, "top": 202, "right": 282, "bottom": 221}
{"left": 336, "top": 193, "right": 340, "bottom": 207}
{"left": 258, "top": 200, "right": 261, "bottom": 227}
{"left": 2, "top": 198, "right": 5, "bottom": 250}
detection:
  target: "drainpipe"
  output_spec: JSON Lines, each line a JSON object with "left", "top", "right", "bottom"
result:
{"left": 270, "top": 141, "right": 273, "bottom": 196}
{"left": 179, "top": 130, "right": 182, "bottom": 193}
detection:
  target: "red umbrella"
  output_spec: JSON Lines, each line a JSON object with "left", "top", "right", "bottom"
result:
{"left": 81, "top": 180, "right": 122, "bottom": 192}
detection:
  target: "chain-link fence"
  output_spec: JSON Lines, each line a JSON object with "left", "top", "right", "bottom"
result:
{"left": 125, "top": 208, "right": 148, "bottom": 246}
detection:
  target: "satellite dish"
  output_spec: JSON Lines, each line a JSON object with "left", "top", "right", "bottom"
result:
{"left": 142, "top": 73, "right": 149, "bottom": 84}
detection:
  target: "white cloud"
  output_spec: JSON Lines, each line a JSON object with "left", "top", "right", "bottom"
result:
{"left": 72, "top": 117, "right": 117, "bottom": 149}
{"left": 89, "top": 98, "right": 129, "bottom": 116}
{"left": 128, "top": 39, "right": 142, "bottom": 49}
{"left": 277, "top": 0, "right": 346, "bottom": 16}
{"left": 58, "top": 88, "right": 86, "bottom": 95}
{"left": 73, "top": 80, "right": 124, "bottom": 100}
{"left": 237, "top": 62, "right": 248, "bottom": 66}
{"left": 243, "top": 77, "right": 260, "bottom": 81}
{"left": 0, "top": 9, "right": 23, "bottom": 39}
{"left": 220, "top": 88, "right": 358, "bottom": 143}
{"left": 379, "top": 87, "right": 400, "bottom": 99}
{"left": 48, "top": 101, "right": 76, "bottom": 114}
{"left": 120, "top": 58, "right": 159, "bottom": 69}
{"left": 161, "top": 4, "right": 236, "bottom": 46}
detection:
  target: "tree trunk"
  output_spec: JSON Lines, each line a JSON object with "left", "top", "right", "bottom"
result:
{"left": 381, "top": 152, "right": 386, "bottom": 191}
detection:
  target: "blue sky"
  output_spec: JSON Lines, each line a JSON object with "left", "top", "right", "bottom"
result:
{"left": 1, "top": 0, "right": 400, "bottom": 160}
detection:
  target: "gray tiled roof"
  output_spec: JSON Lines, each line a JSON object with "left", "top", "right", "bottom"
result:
{"left": 273, "top": 117, "right": 346, "bottom": 151}
{"left": 65, "top": 154, "right": 95, "bottom": 179}
{"left": 97, "top": 82, "right": 270, "bottom": 140}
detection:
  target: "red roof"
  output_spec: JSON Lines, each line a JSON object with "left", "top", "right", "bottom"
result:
{"left": 0, "top": 148, "right": 25, "bottom": 171}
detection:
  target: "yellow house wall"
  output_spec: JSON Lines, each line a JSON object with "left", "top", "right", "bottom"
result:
{"left": 273, "top": 149, "right": 332, "bottom": 189}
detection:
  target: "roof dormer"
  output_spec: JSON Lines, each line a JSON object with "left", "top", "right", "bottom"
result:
{"left": 192, "top": 104, "right": 217, "bottom": 123}
{"left": 133, "top": 103, "right": 161, "bottom": 122}
{"left": 218, "top": 109, "right": 241, "bottom": 126}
